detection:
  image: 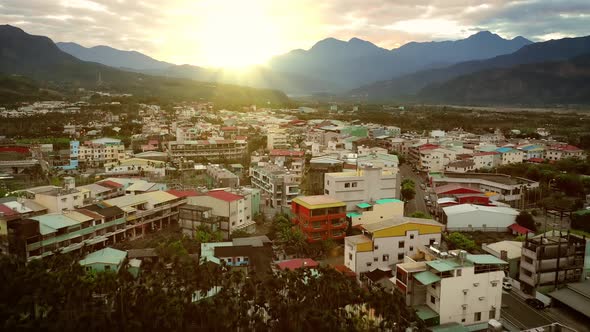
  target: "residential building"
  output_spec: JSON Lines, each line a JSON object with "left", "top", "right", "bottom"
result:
{"left": 482, "top": 240, "right": 523, "bottom": 279}
{"left": 546, "top": 144, "right": 586, "bottom": 161}
{"left": 346, "top": 198, "right": 404, "bottom": 228}
{"left": 344, "top": 217, "right": 443, "bottom": 275}
{"left": 185, "top": 190, "right": 255, "bottom": 239}
{"left": 394, "top": 250, "right": 506, "bottom": 329}
{"left": 307, "top": 156, "right": 343, "bottom": 195}
{"left": 495, "top": 147, "right": 524, "bottom": 165}
{"left": 29, "top": 177, "right": 86, "bottom": 213}
{"left": 267, "top": 131, "right": 290, "bottom": 150}
{"left": 200, "top": 236, "right": 273, "bottom": 276}
{"left": 291, "top": 195, "right": 347, "bottom": 242}
{"left": 472, "top": 152, "right": 500, "bottom": 170}
{"left": 125, "top": 180, "right": 167, "bottom": 195}
{"left": 104, "top": 158, "right": 166, "bottom": 177}
{"left": 79, "top": 247, "right": 127, "bottom": 273}
{"left": 356, "top": 153, "right": 399, "bottom": 172}
{"left": 207, "top": 164, "right": 239, "bottom": 188}
{"left": 517, "top": 144, "right": 545, "bottom": 161}
{"left": 167, "top": 139, "right": 247, "bottom": 162}
{"left": 442, "top": 204, "right": 519, "bottom": 232}
{"left": 324, "top": 166, "right": 399, "bottom": 211}
{"left": 519, "top": 232, "right": 587, "bottom": 294}
{"left": 76, "top": 137, "right": 126, "bottom": 167}
{"left": 77, "top": 180, "right": 125, "bottom": 203}
{"left": 250, "top": 163, "right": 300, "bottom": 208}
{"left": 445, "top": 160, "right": 475, "bottom": 173}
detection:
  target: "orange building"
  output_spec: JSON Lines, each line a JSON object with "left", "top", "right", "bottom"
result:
{"left": 291, "top": 195, "right": 347, "bottom": 243}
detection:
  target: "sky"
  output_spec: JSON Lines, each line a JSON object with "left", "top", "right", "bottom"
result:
{"left": 1, "top": 0, "right": 590, "bottom": 67}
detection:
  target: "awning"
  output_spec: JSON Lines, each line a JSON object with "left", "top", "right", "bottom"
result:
{"left": 414, "top": 270, "right": 441, "bottom": 285}
{"left": 356, "top": 202, "right": 372, "bottom": 209}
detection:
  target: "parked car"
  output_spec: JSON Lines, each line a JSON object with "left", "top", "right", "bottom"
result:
{"left": 502, "top": 281, "right": 512, "bottom": 291}
{"left": 525, "top": 298, "right": 545, "bottom": 309}
{"left": 420, "top": 183, "right": 426, "bottom": 190}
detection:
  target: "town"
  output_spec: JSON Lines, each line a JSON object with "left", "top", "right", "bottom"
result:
{"left": 1, "top": 97, "right": 589, "bottom": 331}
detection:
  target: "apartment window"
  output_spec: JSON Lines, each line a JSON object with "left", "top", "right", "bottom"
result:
{"left": 352, "top": 182, "right": 358, "bottom": 188}
{"left": 227, "top": 258, "right": 233, "bottom": 263}
{"left": 366, "top": 262, "right": 372, "bottom": 267}
{"left": 456, "top": 269, "right": 462, "bottom": 277}
{"left": 327, "top": 180, "right": 330, "bottom": 185}
{"left": 345, "top": 182, "right": 351, "bottom": 188}
{"left": 398, "top": 241, "right": 404, "bottom": 248}
{"left": 349, "top": 253, "right": 352, "bottom": 260}
{"left": 489, "top": 309, "right": 496, "bottom": 319}
{"left": 410, "top": 234, "right": 414, "bottom": 239}
{"left": 383, "top": 254, "right": 389, "bottom": 261}
{"left": 104, "top": 265, "right": 111, "bottom": 271}
{"left": 398, "top": 253, "right": 404, "bottom": 260}
{"left": 409, "top": 246, "right": 414, "bottom": 251}
{"left": 430, "top": 238, "right": 436, "bottom": 245}
{"left": 474, "top": 312, "right": 481, "bottom": 322}
{"left": 373, "top": 257, "right": 378, "bottom": 262}
{"left": 325, "top": 189, "right": 329, "bottom": 195}
{"left": 237, "top": 258, "right": 241, "bottom": 262}
{"left": 374, "top": 245, "right": 379, "bottom": 250}
{"left": 430, "top": 296, "right": 435, "bottom": 304}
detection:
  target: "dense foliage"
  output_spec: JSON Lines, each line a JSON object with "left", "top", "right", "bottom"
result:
{"left": 445, "top": 232, "right": 477, "bottom": 252}
{"left": 0, "top": 241, "right": 418, "bottom": 331}
{"left": 401, "top": 179, "right": 416, "bottom": 202}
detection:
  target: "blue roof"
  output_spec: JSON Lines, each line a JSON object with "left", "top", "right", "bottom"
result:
{"left": 356, "top": 202, "right": 372, "bottom": 209}
{"left": 496, "top": 147, "right": 514, "bottom": 153}
{"left": 375, "top": 198, "right": 403, "bottom": 204}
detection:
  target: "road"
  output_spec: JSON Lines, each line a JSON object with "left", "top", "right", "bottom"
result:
{"left": 399, "top": 164, "right": 428, "bottom": 216}
{"left": 500, "top": 291, "right": 555, "bottom": 330}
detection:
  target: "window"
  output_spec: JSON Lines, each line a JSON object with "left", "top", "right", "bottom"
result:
{"left": 349, "top": 253, "right": 352, "bottom": 260}
{"left": 352, "top": 182, "right": 358, "bottom": 188}
{"left": 430, "top": 238, "right": 436, "bottom": 245}
{"left": 431, "top": 283, "right": 436, "bottom": 289}
{"left": 104, "top": 265, "right": 111, "bottom": 271}
{"left": 398, "top": 241, "right": 404, "bottom": 248}
{"left": 325, "top": 189, "right": 329, "bottom": 195}
{"left": 237, "top": 258, "right": 241, "bottom": 262}
{"left": 474, "top": 312, "right": 481, "bottom": 322}
{"left": 374, "top": 245, "right": 379, "bottom": 250}
{"left": 345, "top": 182, "right": 350, "bottom": 188}
{"left": 373, "top": 257, "right": 378, "bottom": 262}
{"left": 398, "top": 253, "right": 404, "bottom": 260}
{"left": 410, "top": 234, "right": 414, "bottom": 239}
{"left": 430, "top": 296, "right": 435, "bottom": 304}
{"left": 461, "top": 319, "right": 466, "bottom": 323}
{"left": 227, "top": 258, "right": 233, "bottom": 263}
{"left": 456, "top": 269, "right": 462, "bottom": 277}
{"left": 409, "top": 246, "right": 414, "bottom": 251}
{"left": 383, "top": 254, "right": 389, "bottom": 261}
{"left": 366, "top": 262, "right": 372, "bottom": 267}
{"left": 489, "top": 309, "right": 496, "bottom": 319}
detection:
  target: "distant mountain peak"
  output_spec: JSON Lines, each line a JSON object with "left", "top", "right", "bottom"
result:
{"left": 467, "top": 30, "right": 501, "bottom": 40}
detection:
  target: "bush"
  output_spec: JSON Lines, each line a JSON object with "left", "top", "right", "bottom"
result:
{"left": 445, "top": 232, "right": 477, "bottom": 252}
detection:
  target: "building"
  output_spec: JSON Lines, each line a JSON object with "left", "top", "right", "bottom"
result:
{"left": 306, "top": 156, "right": 344, "bottom": 195}
{"left": 324, "top": 166, "right": 399, "bottom": 211}
{"left": 76, "top": 138, "right": 126, "bottom": 167}
{"left": 28, "top": 177, "right": 86, "bottom": 213}
{"left": 394, "top": 250, "right": 506, "bottom": 329}
{"left": 519, "top": 232, "right": 587, "bottom": 294}
{"left": 250, "top": 164, "right": 300, "bottom": 208}
{"left": 546, "top": 144, "right": 586, "bottom": 161}
{"left": 356, "top": 153, "right": 399, "bottom": 172}
{"left": 200, "top": 236, "right": 273, "bottom": 276}
{"left": 206, "top": 164, "right": 239, "bottom": 188}
{"left": 482, "top": 240, "right": 523, "bottom": 279}
{"left": 442, "top": 204, "right": 519, "bottom": 232}
{"left": 77, "top": 180, "right": 125, "bottom": 203}
{"left": 346, "top": 198, "right": 404, "bottom": 228}
{"left": 79, "top": 247, "right": 127, "bottom": 273}
{"left": 495, "top": 147, "right": 524, "bottom": 165}
{"left": 344, "top": 216, "right": 444, "bottom": 275}
{"left": 102, "top": 191, "right": 185, "bottom": 241}
{"left": 185, "top": 190, "right": 255, "bottom": 239}
{"left": 445, "top": 160, "right": 475, "bottom": 173}
{"left": 167, "top": 139, "right": 247, "bottom": 162}
{"left": 291, "top": 195, "right": 347, "bottom": 243}
{"left": 104, "top": 158, "right": 166, "bottom": 177}
{"left": 472, "top": 152, "right": 500, "bottom": 170}
{"left": 267, "top": 131, "right": 290, "bottom": 150}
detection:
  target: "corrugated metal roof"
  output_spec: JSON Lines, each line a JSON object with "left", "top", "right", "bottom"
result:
{"left": 103, "top": 191, "right": 176, "bottom": 208}
{"left": 443, "top": 204, "right": 519, "bottom": 216}
{"left": 466, "top": 254, "right": 507, "bottom": 265}
{"left": 426, "top": 260, "right": 460, "bottom": 272}
{"left": 375, "top": 198, "right": 403, "bottom": 204}
{"left": 79, "top": 247, "right": 127, "bottom": 266}
{"left": 31, "top": 213, "right": 81, "bottom": 230}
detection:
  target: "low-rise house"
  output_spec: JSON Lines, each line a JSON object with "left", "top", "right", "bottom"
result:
{"left": 344, "top": 217, "right": 443, "bottom": 275}
{"left": 546, "top": 144, "right": 586, "bottom": 161}
{"left": 104, "top": 158, "right": 166, "bottom": 177}
{"left": 495, "top": 147, "right": 524, "bottom": 165}
{"left": 346, "top": 198, "right": 404, "bottom": 228}
{"left": 79, "top": 247, "right": 127, "bottom": 273}
{"left": 125, "top": 180, "right": 167, "bottom": 195}
{"left": 445, "top": 160, "right": 475, "bottom": 173}
{"left": 28, "top": 177, "right": 85, "bottom": 213}
{"left": 207, "top": 164, "right": 239, "bottom": 188}
{"left": 472, "top": 152, "right": 500, "bottom": 170}
{"left": 482, "top": 240, "right": 523, "bottom": 279}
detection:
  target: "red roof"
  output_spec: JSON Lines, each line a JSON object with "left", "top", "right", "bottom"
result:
{"left": 148, "top": 139, "right": 159, "bottom": 145}
{"left": 166, "top": 189, "right": 202, "bottom": 198}
{"left": 97, "top": 180, "right": 123, "bottom": 189}
{"left": 509, "top": 223, "right": 533, "bottom": 235}
{"left": 206, "top": 190, "right": 243, "bottom": 202}
{"left": 549, "top": 144, "right": 582, "bottom": 151}
{"left": 0, "top": 146, "right": 30, "bottom": 154}
{"left": 0, "top": 204, "right": 18, "bottom": 216}
{"left": 270, "top": 149, "right": 305, "bottom": 157}
{"left": 343, "top": 163, "right": 357, "bottom": 170}
{"left": 418, "top": 144, "right": 439, "bottom": 151}
{"left": 333, "top": 264, "right": 357, "bottom": 277}
{"left": 221, "top": 126, "right": 237, "bottom": 131}
{"left": 235, "top": 136, "right": 248, "bottom": 141}
{"left": 276, "top": 258, "right": 319, "bottom": 271}
{"left": 434, "top": 184, "right": 482, "bottom": 195}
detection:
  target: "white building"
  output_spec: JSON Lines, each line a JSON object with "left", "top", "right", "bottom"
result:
{"left": 442, "top": 204, "right": 519, "bottom": 232}
{"left": 76, "top": 137, "right": 126, "bottom": 167}
{"left": 344, "top": 217, "right": 443, "bottom": 275}
{"left": 395, "top": 250, "right": 506, "bottom": 329}
{"left": 324, "top": 166, "right": 399, "bottom": 211}
{"left": 496, "top": 148, "right": 524, "bottom": 165}
{"left": 472, "top": 152, "right": 500, "bottom": 170}
{"left": 346, "top": 198, "right": 404, "bottom": 227}
{"left": 267, "top": 131, "right": 290, "bottom": 150}
{"left": 29, "top": 177, "right": 86, "bottom": 213}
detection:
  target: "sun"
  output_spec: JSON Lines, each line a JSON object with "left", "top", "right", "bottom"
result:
{"left": 194, "top": 1, "right": 283, "bottom": 68}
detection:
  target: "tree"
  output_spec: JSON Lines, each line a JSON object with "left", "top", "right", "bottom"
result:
{"left": 410, "top": 211, "right": 432, "bottom": 219}
{"left": 515, "top": 211, "right": 537, "bottom": 232}
{"left": 401, "top": 179, "right": 416, "bottom": 202}
{"left": 230, "top": 229, "right": 250, "bottom": 239}
{"left": 445, "top": 232, "right": 477, "bottom": 251}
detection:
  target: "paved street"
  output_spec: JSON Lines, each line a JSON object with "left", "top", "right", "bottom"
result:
{"left": 500, "top": 291, "right": 554, "bottom": 330}
{"left": 400, "top": 164, "right": 428, "bottom": 215}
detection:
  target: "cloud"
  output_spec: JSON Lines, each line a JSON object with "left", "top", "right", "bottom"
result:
{"left": 1, "top": 0, "right": 589, "bottom": 65}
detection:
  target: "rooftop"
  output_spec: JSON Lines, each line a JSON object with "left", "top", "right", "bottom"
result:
{"left": 483, "top": 240, "right": 523, "bottom": 260}
{"left": 103, "top": 191, "right": 178, "bottom": 208}
{"left": 443, "top": 204, "right": 519, "bottom": 217}
{"left": 432, "top": 172, "right": 535, "bottom": 186}
{"left": 206, "top": 190, "right": 243, "bottom": 202}
{"left": 362, "top": 216, "right": 444, "bottom": 233}
{"left": 79, "top": 247, "right": 127, "bottom": 266}
{"left": 292, "top": 195, "right": 345, "bottom": 209}
{"left": 276, "top": 258, "right": 319, "bottom": 271}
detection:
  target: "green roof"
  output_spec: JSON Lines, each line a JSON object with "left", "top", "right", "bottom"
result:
{"left": 466, "top": 254, "right": 507, "bottom": 265}
{"left": 356, "top": 202, "right": 372, "bottom": 209}
{"left": 426, "top": 260, "right": 461, "bottom": 272}
{"left": 415, "top": 304, "right": 439, "bottom": 321}
{"left": 574, "top": 209, "right": 590, "bottom": 216}
{"left": 414, "top": 270, "right": 441, "bottom": 285}
{"left": 375, "top": 198, "right": 403, "bottom": 204}
{"left": 347, "top": 212, "right": 362, "bottom": 218}
{"left": 79, "top": 247, "right": 127, "bottom": 266}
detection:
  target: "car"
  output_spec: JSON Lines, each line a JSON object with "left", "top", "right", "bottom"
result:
{"left": 525, "top": 298, "right": 545, "bottom": 309}
{"left": 420, "top": 183, "right": 426, "bottom": 190}
{"left": 502, "top": 281, "right": 512, "bottom": 291}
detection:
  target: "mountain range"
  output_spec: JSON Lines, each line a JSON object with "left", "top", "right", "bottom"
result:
{"left": 0, "top": 25, "right": 290, "bottom": 106}
{"left": 56, "top": 31, "right": 532, "bottom": 94}
{"left": 349, "top": 35, "right": 590, "bottom": 102}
